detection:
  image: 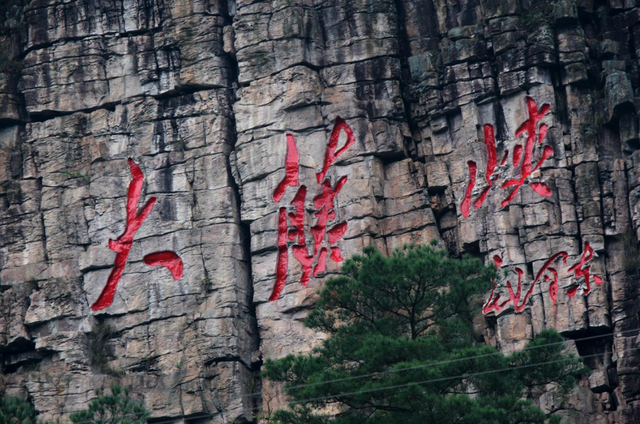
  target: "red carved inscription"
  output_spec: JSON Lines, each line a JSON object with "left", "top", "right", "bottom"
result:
{"left": 463, "top": 97, "right": 555, "bottom": 218}
{"left": 270, "top": 117, "right": 354, "bottom": 301}
{"left": 483, "top": 242, "right": 603, "bottom": 315}
{"left": 91, "top": 158, "right": 183, "bottom": 311}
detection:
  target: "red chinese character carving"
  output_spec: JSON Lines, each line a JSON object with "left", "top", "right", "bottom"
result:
{"left": 482, "top": 242, "right": 603, "bottom": 315}
{"left": 91, "top": 158, "right": 183, "bottom": 311}
{"left": 272, "top": 207, "right": 290, "bottom": 302}
{"left": 311, "top": 177, "right": 348, "bottom": 258}
{"left": 316, "top": 117, "right": 355, "bottom": 183}
{"left": 462, "top": 97, "right": 554, "bottom": 218}
{"left": 474, "top": 124, "right": 497, "bottom": 209}
{"left": 566, "top": 242, "right": 604, "bottom": 297}
{"left": 273, "top": 134, "right": 300, "bottom": 203}
{"left": 270, "top": 117, "right": 354, "bottom": 301}
{"left": 289, "top": 186, "right": 313, "bottom": 287}
{"left": 461, "top": 161, "right": 477, "bottom": 219}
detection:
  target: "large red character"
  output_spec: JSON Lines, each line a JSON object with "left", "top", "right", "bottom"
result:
{"left": 565, "top": 242, "right": 603, "bottom": 297}
{"left": 482, "top": 242, "right": 603, "bottom": 315}
{"left": 463, "top": 97, "right": 554, "bottom": 218}
{"left": 270, "top": 117, "right": 354, "bottom": 301}
{"left": 91, "top": 158, "right": 183, "bottom": 311}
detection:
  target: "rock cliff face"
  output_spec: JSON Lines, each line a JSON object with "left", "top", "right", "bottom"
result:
{"left": 1, "top": 0, "right": 640, "bottom": 422}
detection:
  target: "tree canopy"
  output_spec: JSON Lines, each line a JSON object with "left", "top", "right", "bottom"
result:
{"left": 0, "top": 396, "right": 37, "bottom": 424}
{"left": 69, "top": 385, "right": 149, "bottom": 424}
{"left": 262, "top": 244, "right": 586, "bottom": 424}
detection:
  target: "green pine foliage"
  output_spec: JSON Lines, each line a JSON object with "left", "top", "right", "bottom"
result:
{"left": 69, "top": 385, "right": 149, "bottom": 424}
{"left": 0, "top": 396, "right": 37, "bottom": 424}
{"left": 262, "top": 244, "right": 587, "bottom": 424}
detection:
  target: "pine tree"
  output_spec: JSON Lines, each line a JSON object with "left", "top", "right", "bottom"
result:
{"left": 0, "top": 396, "right": 37, "bottom": 424}
{"left": 69, "top": 385, "right": 149, "bottom": 424}
{"left": 262, "top": 244, "right": 586, "bottom": 424}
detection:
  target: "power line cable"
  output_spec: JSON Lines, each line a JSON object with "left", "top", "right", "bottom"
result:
{"left": 61, "top": 342, "right": 640, "bottom": 423}
{"left": 235, "top": 326, "right": 639, "bottom": 399}
{"left": 120, "top": 345, "right": 640, "bottom": 421}
{"left": 285, "top": 346, "right": 640, "bottom": 406}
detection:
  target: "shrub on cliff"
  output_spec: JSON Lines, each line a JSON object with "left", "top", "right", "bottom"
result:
{"left": 0, "top": 396, "right": 37, "bottom": 424}
{"left": 69, "top": 385, "right": 149, "bottom": 424}
{"left": 262, "top": 244, "right": 586, "bottom": 424}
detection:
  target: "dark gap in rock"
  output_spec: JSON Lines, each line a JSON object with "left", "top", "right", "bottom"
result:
{"left": 441, "top": 227, "right": 459, "bottom": 255}
{"left": 2, "top": 355, "right": 43, "bottom": 374}
{"left": 376, "top": 149, "right": 410, "bottom": 165}
{"left": 391, "top": 0, "right": 422, "bottom": 162}
{"left": 20, "top": 36, "right": 88, "bottom": 59}
{"left": 229, "top": 128, "right": 262, "bottom": 375}
{"left": 553, "top": 84, "right": 570, "bottom": 129}
{"left": 147, "top": 417, "right": 178, "bottom": 424}
{"left": 10, "top": 149, "right": 23, "bottom": 180}
{"left": 2, "top": 339, "right": 42, "bottom": 374}
{"left": 204, "top": 354, "right": 243, "bottom": 368}
{"left": 0, "top": 118, "right": 25, "bottom": 129}
{"left": 154, "top": 84, "right": 225, "bottom": 100}
{"left": 153, "top": 120, "right": 165, "bottom": 153}
{"left": 526, "top": 261, "right": 535, "bottom": 282}
{"left": 573, "top": 330, "right": 613, "bottom": 368}
{"left": 28, "top": 102, "right": 118, "bottom": 122}
{"left": 462, "top": 239, "right": 481, "bottom": 256}
{"left": 223, "top": 8, "right": 262, "bottom": 415}
{"left": 493, "top": 100, "right": 510, "bottom": 149}
{"left": 178, "top": 413, "right": 214, "bottom": 424}
{"left": 220, "top": 0, "right": 240, "bottom": 89}
{"left": 607, "top": 362, "right": 620, "bottom": 393}
{"left": 128, "top": 355, "right": 157, "bottom": 373}
{"left": 625, "top": 138, "right": 640, "bottom": 152}
{"left": 116, "top": 27, "right": 161, "bottom": 38}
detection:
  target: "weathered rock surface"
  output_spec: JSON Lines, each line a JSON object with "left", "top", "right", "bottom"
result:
{"left": 1, "top": 0, "right": 640, "bottom": 422}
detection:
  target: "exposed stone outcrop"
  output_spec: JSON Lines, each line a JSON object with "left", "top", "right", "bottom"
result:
{"left": 1, "top": 0, "right": 639, "bottom": 422}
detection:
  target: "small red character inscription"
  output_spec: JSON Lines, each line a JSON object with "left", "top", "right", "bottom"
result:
{"left": 91, "top": 158, "right": 183, "bottom": 311}
{"left": 482, "top": 242, "right": 603, "bottom": 315}
{"left": 270, "top": 117, "right": 354, "bottom": 301}
{"left": 463, "top": 97, "right": 554, "bottom": 218}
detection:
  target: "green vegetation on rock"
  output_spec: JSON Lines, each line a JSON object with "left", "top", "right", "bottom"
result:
{"left": 262, "top": 244, "right": 587, "bottom": 424}
{"left": 0, "top": 396, "right": 37, "bottom": 424}
{"left": 69, "top": 385, "right": 149, "bottom": 424}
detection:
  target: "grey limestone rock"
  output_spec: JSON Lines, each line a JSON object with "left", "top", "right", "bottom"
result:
{"left": 0, "top": 0, "right": 640, "bottom": 422}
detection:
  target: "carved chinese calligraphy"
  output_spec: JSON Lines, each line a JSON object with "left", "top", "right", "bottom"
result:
{"left": 483, "top": 242, "right": 603, "bottom": 315}
{"left": 565, "top": 242, "right": 604, "bottom": 298}
{"left": 270, "top": 117, "right": 354, "bottom": 301}
{"left": 91, "top": 158, "right": 183, "bottom": 311}
{"left": 463, "top": 97, "right": 554, "bottom": 218}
